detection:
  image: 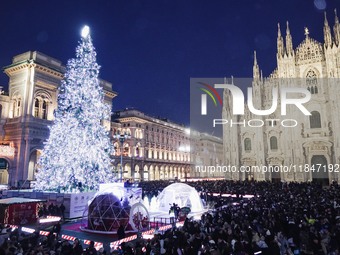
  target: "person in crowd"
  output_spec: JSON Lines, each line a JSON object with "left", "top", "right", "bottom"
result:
{"left": 72, "top": 238, "right": 83, "bottom": 255}
{"left": 59, "top": 203, "right": 66, "bottom": 220}
{"left": 117, "top": 224, "right": 126, "bottom": 240}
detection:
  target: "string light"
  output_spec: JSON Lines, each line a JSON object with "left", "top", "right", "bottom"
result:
{"left": 35, "top": 26, "right": 114, "bottom": 192}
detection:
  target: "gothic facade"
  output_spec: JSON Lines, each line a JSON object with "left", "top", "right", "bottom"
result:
{"left": 223, "top": 11, "right": 340, "bottom": 184}
{"left": 0, "top": 51, "right": 116, "bottom": 187}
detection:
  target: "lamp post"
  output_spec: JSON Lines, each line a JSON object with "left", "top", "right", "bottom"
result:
{"left": 113, "top": 130, "right": 131, "bottom": 182}
{"left": 178, "top": 145, "right": 190, "bottom": 182}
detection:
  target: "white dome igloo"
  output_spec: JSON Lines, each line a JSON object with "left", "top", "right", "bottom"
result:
{"left": 156, "top": 183, "right": 204, "bottom": 213}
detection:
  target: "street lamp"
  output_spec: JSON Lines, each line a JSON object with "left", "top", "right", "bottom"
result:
{"left": 113, "top": 130, "right": 131, "bottom": 182}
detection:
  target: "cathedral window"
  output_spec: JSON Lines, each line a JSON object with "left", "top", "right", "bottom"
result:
{"left": 306, "top": 70, "right": 317, "bottom": 85}
{"left": 244, "top": 138, "right": 252, "bottom": 152}
{"left": 307, "top": 86, "right": 319, "bottom": 94}
{"left": 309, "top": 111, "right": 321, "bottom": 129}
{"left": 306, "top": 70, "right": 318, "bottom": 94}
{"left": 270, "top": 136, "right": 278, "bottom": 150}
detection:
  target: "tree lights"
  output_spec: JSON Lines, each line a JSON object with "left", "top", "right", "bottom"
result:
{"left": 35, "top": 26, "right": 114, "bottom": 192}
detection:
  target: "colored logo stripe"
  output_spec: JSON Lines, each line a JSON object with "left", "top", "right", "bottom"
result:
{"left": 200, "top": 88, "right": 217, "bottom": 106}
{"left": 198, "top": 82, "right": 223, "bottom": 106}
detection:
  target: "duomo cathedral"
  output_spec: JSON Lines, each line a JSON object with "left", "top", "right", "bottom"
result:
{"left": 223, "top": 11, "right": 340, "bottom": 185}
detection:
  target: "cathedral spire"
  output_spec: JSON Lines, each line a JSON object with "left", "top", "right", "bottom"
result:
{"left": 324, "top": 12, "right": 333, "bottom": 48}
{"left": 253, "top": 51, "right": 260, "bottom": 80}
{"left": 277, "top": 23, "right": 285, "bottom": 58}
{"left": 334, "top": 9, "right": 340, "bottom": 46}
{"left": 285, "top": 21, "right": 294, "bottom": 56}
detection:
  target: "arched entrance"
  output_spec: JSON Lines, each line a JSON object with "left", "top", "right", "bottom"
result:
{"left": 134, "top": 165, "right": 140, "bottom": 181}
{"left": 311, "top": 155, "right": 329, "bottom": 186}
{"left": 149, "top": 165, "right": 154, "bottom": 181}
{"left": 143, "top": 165, "right": 149, "bottom": 181}
{"left": 169, "top": 166, "right": 173, "bottom": 179}
{"left": 123, "top": 163, "right": 131, "bottom": 180}
{"left": 160, "top": 166, "right": 164, "bottom": 180}
{"left": 271, "top": 166, "right": 281, "bottom": 183}
{"left": 0, "top": 158, "right": 9, "bottom": 184}
{"left": 155, "top": 166, "right": 159, "bottom": 180}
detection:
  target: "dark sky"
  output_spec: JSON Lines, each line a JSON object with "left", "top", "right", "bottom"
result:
{"left": 0, "top": 0, "right": 338, "bottom": 125}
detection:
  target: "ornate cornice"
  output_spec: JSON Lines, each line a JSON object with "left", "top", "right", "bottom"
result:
{"left": 4, "top": 61, "right": 63, "bottom": 80}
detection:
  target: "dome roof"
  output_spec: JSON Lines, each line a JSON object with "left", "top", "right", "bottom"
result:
{"left": 87, "top": 193, "right": 130, "bottom": 232}
{"left": 162, "top": 183, "right": 196, "bottom": 193}
{"left": 156, "top": 183, "right": 204, "bottom": 212}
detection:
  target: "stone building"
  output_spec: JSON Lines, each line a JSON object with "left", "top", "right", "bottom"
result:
{"left": 190, "top": 131, "right": 224, "bottom": 179}
{"left": 111, "top": 108, "right": 192, "bottom": 181}
{"left": 0, "top": 51, "right": 116, "bottom": 187}
{"left": 223, "top": 11, "right": 340, "bottom": 185}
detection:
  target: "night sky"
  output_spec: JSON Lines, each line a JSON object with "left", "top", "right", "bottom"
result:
{"left": 0, "top": 0, "right": 338, "bottom": 125}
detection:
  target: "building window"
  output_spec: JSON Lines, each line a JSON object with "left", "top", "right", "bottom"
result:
{"left": 13, "top": 98, "right": 21, "bottom": 117}
{"left": 113, "top": 142, "right": 119, "bottom": 156}
{"left": 270, "top": 136, "right": 278, "bottom": 150}
{"left": 244, "top": 138, "right": 251, "bottom": 152}
{"left": 34, "top": 99, "right": 40, "bottom": 117}
{"left": 123, "top": 144, "right": 129, "bottom": 156}
{"left": 309, "top": 111, "right": 321, "bottom": 128}
{"left": 307, "top": 86, "right": 318, "bottom": 94}
{"left": 136, "top": 146, "right": 139, "bottom": 157}
{"left": 306, "top": 69, "right": 317, "bottom": 85}
{"left": 306, "top": 70, "right": 318, "bottom": 94}
{"left": 33, "top": 97, "right": 49, "bottom": 119}
{"left": 42, "top": 101, "right": 48, "bottom": 119}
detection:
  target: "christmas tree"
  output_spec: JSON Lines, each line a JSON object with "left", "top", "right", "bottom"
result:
{"left": 35, "top": 26, "right": 114, "bottom": 192}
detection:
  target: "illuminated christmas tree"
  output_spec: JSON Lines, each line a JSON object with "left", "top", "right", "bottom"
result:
{"left": 35, "top": 26, "right": 114, "bottom": 192}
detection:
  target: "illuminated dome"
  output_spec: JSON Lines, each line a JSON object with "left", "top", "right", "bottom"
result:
{"left": 156, "top": 183, "right": 204, "bottom": 213}
{"left": 87, "top": 193, "right": 130, "bottom": 232}
{"left": 83, "top": 184, "right": 149, "bottom": 233}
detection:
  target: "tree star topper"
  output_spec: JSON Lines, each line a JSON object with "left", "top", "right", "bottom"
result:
{"left": 81, "top": 25, "right": 90, "bottom": 38}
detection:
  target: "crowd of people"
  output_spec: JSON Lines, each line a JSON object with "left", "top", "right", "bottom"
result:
{"left": 38, "top": 203, "right": 66, "bottom": 220}
{"left": 135, "top": 180, "right": 340, "bottom": 255}
{"left": 0, "top": 180, "right": 340, "bottom": 254}
{"left": 0, "top": 227, "right": 102, "bottom": 255}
